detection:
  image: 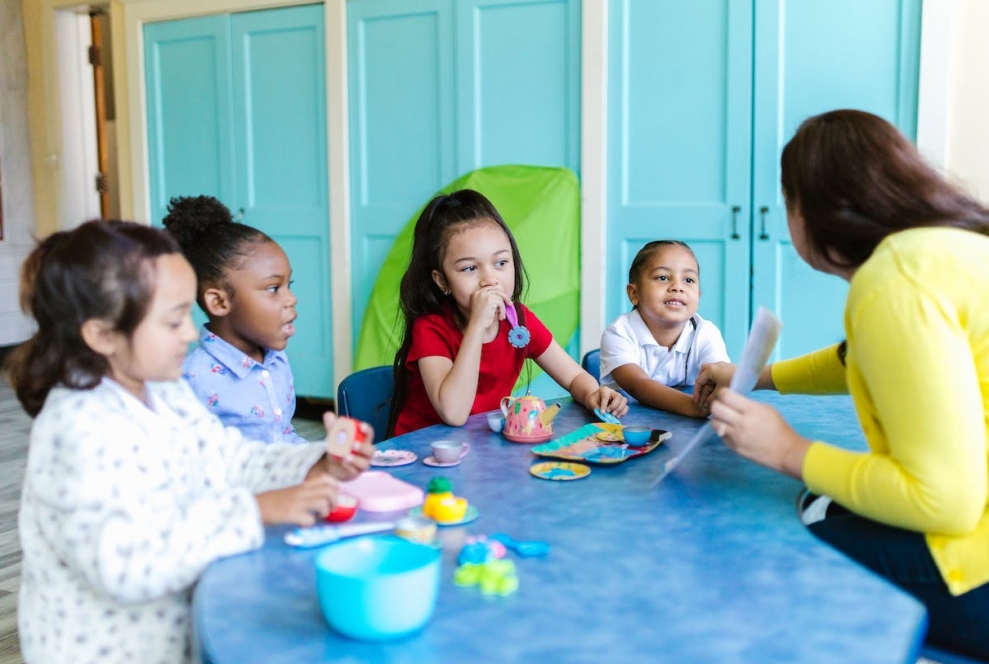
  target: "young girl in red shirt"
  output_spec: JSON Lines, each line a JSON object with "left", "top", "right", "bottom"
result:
{"left": 388, "top": 189, "right": 627, "bottom": 436}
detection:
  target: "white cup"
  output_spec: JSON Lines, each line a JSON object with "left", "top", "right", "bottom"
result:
{"left": 430, "top": 440, "right": 469, "bottom": 463}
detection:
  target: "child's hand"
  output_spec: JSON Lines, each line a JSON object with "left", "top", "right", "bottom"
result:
{"left": 312, "top": 412, "right": 375, "bottom": 482}
{"left": 586, "top": 386, "right": 629, "bottom": 418}
{"left": 467, "top": 286, "right": 507, "bottom": 332}
{"left": 693, "top": 362, "right": 736, "bottom": 413}
{"left": 256, "top": 474, "right": 339, "bottom": 526}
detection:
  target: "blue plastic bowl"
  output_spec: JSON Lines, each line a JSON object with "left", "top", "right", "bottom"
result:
{"left": 315, "top": 535, "right": 441, "bottom": 640}
{"left": 622, "top": 425, "right": 652, "bottom": 446}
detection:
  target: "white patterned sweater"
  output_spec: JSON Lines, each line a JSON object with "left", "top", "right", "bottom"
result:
{"left": 18, "top": 378, "right": 325, "bottom": 664}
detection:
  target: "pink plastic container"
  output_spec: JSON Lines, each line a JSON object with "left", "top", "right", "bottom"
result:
{"left": 339, "top": 471, "right": 424, "bottom": 512}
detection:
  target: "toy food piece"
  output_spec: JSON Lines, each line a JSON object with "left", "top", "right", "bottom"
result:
{"left": 326, "top": 417, "right": 367, "bottom": 457}
{"left": 325, "top": 494, "right": 358, "bottom": 522}
{"left": 422, "top": 477, "right": 469, "bottom": 523}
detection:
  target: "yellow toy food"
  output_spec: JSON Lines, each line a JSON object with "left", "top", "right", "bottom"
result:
{"left": 422, "top": 477, "right": 469, "bottom": 523}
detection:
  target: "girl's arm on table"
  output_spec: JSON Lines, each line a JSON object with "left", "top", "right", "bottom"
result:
{"left": 535, "top": 341, "right": 628, "bottom": 416}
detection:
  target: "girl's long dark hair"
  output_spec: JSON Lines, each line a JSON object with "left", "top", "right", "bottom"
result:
{"left": 5, "top": 220, "right": 181, "bottom": 417}
{"left": 781, "top": 109, "right": 989, "bottom": 271}
{"left": 386, "top": 189, "right": 527, "bottom": 436}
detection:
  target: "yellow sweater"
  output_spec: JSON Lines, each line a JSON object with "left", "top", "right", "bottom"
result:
{"left": 772, "top": 227, "right": 989, "bottom": 596}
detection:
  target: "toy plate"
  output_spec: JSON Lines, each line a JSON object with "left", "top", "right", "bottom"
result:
{"left": 408, "top": 504, "right": 480, "bottom": 527}
{"left": 531, "top": 424, "right": 671, "bottom": 465}
{"left": 529, "top": 461, "right": 590, "bottom": 481}
{"left": 370, "top": 449, "right": 418, "bottom": 467}
{"left": 504, "top": 431, "right": 553, "bottom": 443}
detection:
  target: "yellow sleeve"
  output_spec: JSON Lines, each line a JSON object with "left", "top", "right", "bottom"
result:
{"left": 770, "top": 344, "right": 847, "bottom": 394}
{"left": 802, "top": 280, "right": 987, "bottom": 535}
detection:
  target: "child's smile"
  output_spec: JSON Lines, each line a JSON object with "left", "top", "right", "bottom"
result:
{"left": 627, "top": 245, "right": 700, "bottom": 345}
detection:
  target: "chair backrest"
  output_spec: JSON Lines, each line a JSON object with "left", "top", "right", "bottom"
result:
{"left": 336, "top": 366, "right": 395, "bottom": 442}
{"left": 581, "top": 349, "right": 601, "bottom": 381}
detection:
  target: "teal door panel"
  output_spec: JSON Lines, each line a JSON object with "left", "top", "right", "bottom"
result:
{"left": 144, "top": 16, "right": 234, "bottom": 226}
{"left": 455, "top": 0, "right": 581, "bottom": 173}
{"left": 348, "top": 0, "right": 457, "bottom": 345}
{"left": 230, "top": 4, "right": 332, "bottom": 397}
{"left": 607, "top": 0, "right": 753, "bottom": 356}
{"left": 347, "top": 0, "right": 581, "bottom": 357}
{"left": 751, "top": 0, "right": 922, "bottom": 361}
{"left": 145, "top": 5, "right": 333, "bottom": 398}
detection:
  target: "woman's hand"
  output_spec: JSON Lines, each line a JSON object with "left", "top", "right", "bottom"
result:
{"left": 585, "top": 386, "right": 629, "bottom": 418}
{"left": 256, "top": 474, "right": 339, "bottom": 526}
{"left": 693, "top": 362, "right": 736, "bottom": 413}
{"left": 708, "top": 389, "right": 810, "bottom": 479}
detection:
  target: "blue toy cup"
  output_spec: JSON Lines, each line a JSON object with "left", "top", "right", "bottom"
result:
{"left": 622, "top": 425, "right": 652, "bottom": 447}
{"left": 315, "top": 535, "right": 441, "bottom": 640}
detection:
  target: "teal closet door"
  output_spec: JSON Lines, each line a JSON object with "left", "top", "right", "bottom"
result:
{"left": 230, "top": 4, "right": 333, "bottom": 397}
{"left": 455, "top": 0, "right": 581, "bottom": 174}
{"left": 606, "top": 0, "right": 754, "bottom": 354}
{"left": 751, "top": 0, "right": 922, "bottom": 361}
{"left": 145, "top": 5, "right": 333, "bottom": 398}
{"left": 145, "top": 15, "right": 234, "bottom": 226}
{"left": 347, "top": 0, "right": 457, "bottom": 346}
{"left": 347, "top": 0, "right": 581, "bottom": 353}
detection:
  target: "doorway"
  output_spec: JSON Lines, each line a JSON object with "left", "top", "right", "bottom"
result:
{"left": 54, "top": 6, "right": 120, "bottom": 227}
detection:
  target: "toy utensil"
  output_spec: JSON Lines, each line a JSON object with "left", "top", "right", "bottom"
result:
{"left": 284, "top": 521, "right": 395, "bottom": 549}
{"left": 505, "top": 303, "right": 531, "bottom": 349}
{"left": 594, "top": 408, "right": 621, "bottom": 425}
{"left": 489, "top": 533, "right": 550, "bottom": 558}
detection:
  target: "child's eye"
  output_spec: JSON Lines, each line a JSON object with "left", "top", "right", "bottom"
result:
{"left": 267, "top": 285, "right": 279, "bottom": 293}
{"left": 656, "top": 275, "right": 669, "bottom": 281}
{"left": 461, "top": 265, "right": 477, "bottom": 273}
{"left": 496, "top": 259, "right": 510, "bottom": 268}
{"left": 685, "top": 277, "right": 695, "bottom": 284}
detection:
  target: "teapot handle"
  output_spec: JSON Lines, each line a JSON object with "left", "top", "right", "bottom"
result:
{"left": 500, "top": 396, "right": 513, "bottom": 417}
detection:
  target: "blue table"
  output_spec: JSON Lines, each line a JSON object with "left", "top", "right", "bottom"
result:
{"left": 193, "top": 393, "right": 927, "bottom": 663}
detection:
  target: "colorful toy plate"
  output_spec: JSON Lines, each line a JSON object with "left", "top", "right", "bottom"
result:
{"left": 532, "top": 424, "right": 671, "bottom": 465}
{"left": 408, "top": 505, "right": 480, "bottom": 527}
{"left": 529, "top": 461, "right": 590, "bottom": 481}
{"left": 370, "top": 449, "right": 418, "bottom": 467}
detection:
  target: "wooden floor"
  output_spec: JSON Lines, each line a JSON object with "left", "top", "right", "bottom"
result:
{"left": 0, "top": 376, "right": 326, "bottom": 664}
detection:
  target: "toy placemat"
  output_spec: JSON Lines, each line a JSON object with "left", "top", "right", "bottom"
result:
{"left": 531, "top": 424, "right": 671, "bottom": 465}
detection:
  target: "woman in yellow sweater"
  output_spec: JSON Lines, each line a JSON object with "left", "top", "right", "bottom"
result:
{"left": 696, "top": 109, "right": 989, "bottom": 659}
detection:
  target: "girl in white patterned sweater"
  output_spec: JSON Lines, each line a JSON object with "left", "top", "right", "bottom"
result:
{"left": 8, "top": 221, "right": 373, "bottom": 664}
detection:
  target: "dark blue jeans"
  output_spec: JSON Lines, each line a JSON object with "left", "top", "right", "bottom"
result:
{"left": 808, "top": 509, "right": 989, "bottom": 660}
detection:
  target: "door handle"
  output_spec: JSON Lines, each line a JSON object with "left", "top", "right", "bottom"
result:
{"left": 759, "top": 206, "right": 769, "bottom": 240}
{"left": 730, "top": 205, "right": 741, "bottom": 240}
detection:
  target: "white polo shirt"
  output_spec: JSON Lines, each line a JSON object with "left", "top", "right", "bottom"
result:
{"left": 600, "top": 310, "right": 729, "bottom": 391}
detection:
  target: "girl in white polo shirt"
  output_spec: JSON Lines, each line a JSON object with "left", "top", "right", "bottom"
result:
{"left": 600, "top": 240, "right": 729, "bottom": 417}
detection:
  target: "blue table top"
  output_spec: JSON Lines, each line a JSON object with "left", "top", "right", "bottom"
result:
{"left": 193, "top": 392, "right": 927, "bottom": 663}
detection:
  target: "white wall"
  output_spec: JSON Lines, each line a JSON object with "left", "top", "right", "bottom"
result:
{"left": 946, "top": 0, "right": 989, "bottom": 203}
{"left": 0, "top": 0, "right": 37, "bottom": 346}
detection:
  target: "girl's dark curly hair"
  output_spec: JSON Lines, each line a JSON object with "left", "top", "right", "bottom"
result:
{"left": 161, "top": 195, "right": 270, "bottom": 310}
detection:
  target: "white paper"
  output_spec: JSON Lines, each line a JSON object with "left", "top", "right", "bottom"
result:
{"left": 652, "top": 307, "right": 783, "bottom": 485}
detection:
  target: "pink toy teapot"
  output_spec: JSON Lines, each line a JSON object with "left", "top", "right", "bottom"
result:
{"left": 499, "top": 394, "right": 562, "bottom": 443}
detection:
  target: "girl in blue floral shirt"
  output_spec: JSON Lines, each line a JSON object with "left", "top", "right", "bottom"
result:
{"left": 164, "top": 196, "right": 308, "bottom": 444}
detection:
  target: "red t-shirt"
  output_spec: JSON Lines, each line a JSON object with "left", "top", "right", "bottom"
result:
{"left": 394, "top": 303, "right": 553, "bottom": 436}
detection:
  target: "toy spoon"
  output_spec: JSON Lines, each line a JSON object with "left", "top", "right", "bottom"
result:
{"left": 505, "top": 303, "right": 531, "bottom": 349}
{"left": 489, "top": 533, "right": 550, "bottom": 558}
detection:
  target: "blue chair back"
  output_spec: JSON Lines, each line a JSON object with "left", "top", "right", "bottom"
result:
{"left": 581, "top": 349, "right": 601, "bottom": 381}
{"left": 336, "top": 366, "right": 394, "bottom": 442}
